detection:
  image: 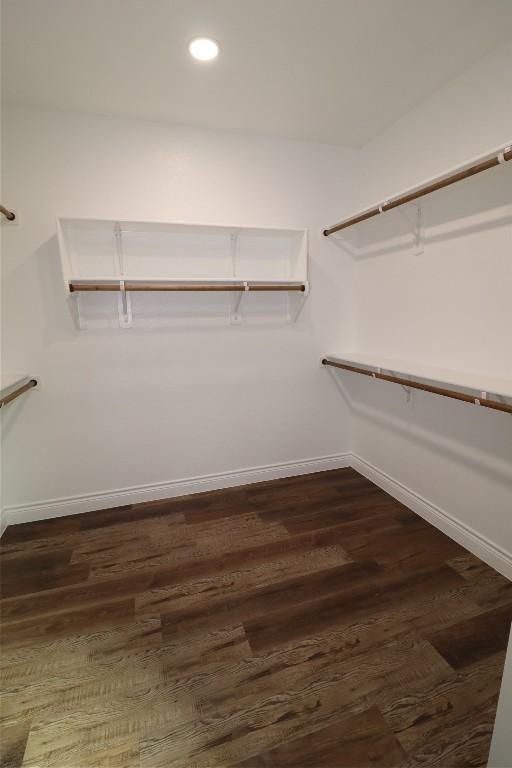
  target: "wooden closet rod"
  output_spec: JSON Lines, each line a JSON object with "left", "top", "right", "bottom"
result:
{"left": 323, "top": 144, "right": 512, "bottom": 236}
{"left": 322, "top": 359, "right": 512, "bottom": 415}
{"left": 69, "top": 282, "right": 306, "bottom": 292}
{"left": 0, "top": 379, "right": 37, "bottom": 409}
{"left": 0, "top": 205, "right": 16, "bottom": 221}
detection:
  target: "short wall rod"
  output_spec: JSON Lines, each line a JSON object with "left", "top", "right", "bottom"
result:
{"left": 0, "top": 205, "right": 16, "bottom": 221}
{"left": 0, "top": 379, "right": 37, "bottom": 409}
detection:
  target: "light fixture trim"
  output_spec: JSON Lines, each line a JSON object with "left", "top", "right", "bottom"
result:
{"left": 188, "top": 37, "right": 219, "bottom": 61}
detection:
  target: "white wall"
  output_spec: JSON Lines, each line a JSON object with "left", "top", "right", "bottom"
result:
{"left": 489, "top": 627, "right": 512, "bottom": 768}
{"left": 1, "top": 105, "right": 356, "bottom": 517}
{"left": 334, "top": 41, "right": 512, "bottom": 574}
{"left": 0, "top": 0, "right": 4, "bottom": 532}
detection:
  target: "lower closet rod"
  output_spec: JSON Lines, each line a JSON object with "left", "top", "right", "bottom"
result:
{"left": 322, "top": 358, "right": 512, "bottom": 415}
{"left": 69, "top": 282, "right": 306, "bottom": 292}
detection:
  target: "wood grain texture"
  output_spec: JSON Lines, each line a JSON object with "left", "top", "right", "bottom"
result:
{"left": 426, "top": 604, "right": 512, "bottom": 670}
{"left": 235, "top": 706, "right": 408, "bottom": 767}
{"left": 1, "top": 467, "right": 510, "bottom": 767}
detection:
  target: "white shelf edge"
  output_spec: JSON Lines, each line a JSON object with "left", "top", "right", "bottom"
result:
{"left": 57, "top": 215, "right": 308, "bottom": 235}
{"left": 323, "top": 352, "right": 512, "bottom": 401}
{"left": 67, "top": 277, "right": 307, "bottom": 284}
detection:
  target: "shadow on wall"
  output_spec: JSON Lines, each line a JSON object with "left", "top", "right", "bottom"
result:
{"left": 326, "top": 367, "right": 512, "bottom": 491}
{"left": 321, "top": 156, "right": 512, "bottom": 486}
{"left": 36, "top": 235, "right": 74, "bottom": 345}
{"left": 0, "top": 395, "right": 34, "bottom": 442}
{"left": 329, "top": 161, "right": 512, "bottom": 260}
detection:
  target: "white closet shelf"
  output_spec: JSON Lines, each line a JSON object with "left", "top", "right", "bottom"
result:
{"left": 322, "top": 352, "right": 512, "bottom": 414}
{"left": 57, "top": 217, "right": 309, "bottom": 327}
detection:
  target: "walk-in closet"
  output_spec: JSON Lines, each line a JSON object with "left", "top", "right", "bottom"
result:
{"left": 1, "top": 2, "right": 511, "bottom": 766}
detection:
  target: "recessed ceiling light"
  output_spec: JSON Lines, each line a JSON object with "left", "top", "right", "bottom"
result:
{"left": 189, "top": 38, "right": 219, "bottom": 61}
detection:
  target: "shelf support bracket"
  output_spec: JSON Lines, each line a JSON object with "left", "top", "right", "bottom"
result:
{"left": 289, "top": 282, "right": 309, "bottom": 322}
{"left": 114, "top": 222, "right": 125, "bottom": 273}
{"left": 230, "top": 231, "right": 239, "bottom": 277}
{"left": 401, "top": 383, "right": 412, "bottom": 402}
{"left": 118, "top": 280, "right": 133, "bottom": 328}
{"left": 397, "top": 202, "right": 423, "bottom": 255}
{"left": 69, "top": 292, "right": 86, "bottom": 331}
{"left": 114, "top": 222, "right": 132, "bottom": 327}
{"left": 231, "top": 281, "right": 248, "bottom": 324}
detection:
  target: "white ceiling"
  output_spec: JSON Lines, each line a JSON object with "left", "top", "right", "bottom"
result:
{"left": 3, "top": 0, "right": 512, "bottom": 148}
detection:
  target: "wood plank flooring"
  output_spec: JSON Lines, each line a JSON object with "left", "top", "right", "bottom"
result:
{"left": 1, "top": 468, "right": 511, "bottom": 767}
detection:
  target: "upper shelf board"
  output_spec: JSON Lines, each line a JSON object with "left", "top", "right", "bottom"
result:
{"left": 323, "top": 352, "right": 512, "bottom": 401}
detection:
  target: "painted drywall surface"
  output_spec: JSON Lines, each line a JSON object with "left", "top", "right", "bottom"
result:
{"left": 341, "top": 42, "right": 512, "bottom": 557}
{"left": 489, "top": 627, "right": 512, "bottom": 768}
{"left": 0, "top": 2, "right": 4, "bottom": 532}
{"left": 1, "top": 105, "right": 356, "bottom": 510}
{"left": 353, "top": 40, "right": 512, "bottom": 206}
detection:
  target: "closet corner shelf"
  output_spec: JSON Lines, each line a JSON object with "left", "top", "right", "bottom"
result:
{"left": 0, "top": 374, "right": 38, "bottom": 409}
{"left": 322, "top": 353, "right": 512, "bottom": 415}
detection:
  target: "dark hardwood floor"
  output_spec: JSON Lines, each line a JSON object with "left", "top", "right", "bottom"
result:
{"left": 1, "top": 468, "right": 511, "bottom": 767}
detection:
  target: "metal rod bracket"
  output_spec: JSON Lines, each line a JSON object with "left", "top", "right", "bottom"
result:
{"left": 400, "top": 383, "right": 412, "bottom": 402}
{"left": 397, "top": 202, "right": 423, "bottom": 255}
{"left": 497, "top": 147, "right": 511, "bottom": 164}
{"left": 118, "top": 280, "right": 133, "bottom": 328}
{"left": 69, "top": 293, "right": 86, "bottom": 330}
{"left": 231, "top": 281, "right": 248, "bottom": 324}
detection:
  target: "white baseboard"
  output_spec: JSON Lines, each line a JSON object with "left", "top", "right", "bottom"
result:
{"left": 2, "top": 452, "right": 352, "bottom": 530}
{"left": 351, "top": 453, "right": 512, "bottom": 581}
{"left": 3, "top": 450, "right": 511, "bottom": 582}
